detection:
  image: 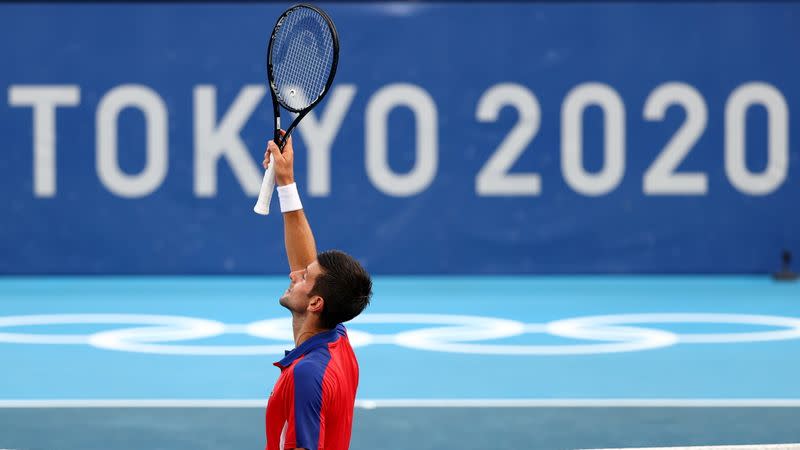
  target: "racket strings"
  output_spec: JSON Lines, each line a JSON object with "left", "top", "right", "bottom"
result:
{"left": 271, "top": 7, "right": 335, "bottom": 111}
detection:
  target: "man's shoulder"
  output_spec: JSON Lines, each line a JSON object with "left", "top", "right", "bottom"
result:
{"left": 292, "top": 350, "right": 330, "bottom": 379}
{"left": 291, "top": 326, "right": 354, "bottom": 377}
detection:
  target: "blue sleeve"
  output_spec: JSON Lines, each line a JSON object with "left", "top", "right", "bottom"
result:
{"left": 291, "top": 358, "right": 327, "bottom": 450}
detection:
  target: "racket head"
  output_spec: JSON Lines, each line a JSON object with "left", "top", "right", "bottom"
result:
{"left": 267, "top": 3, "right": 339, "bottom": 114}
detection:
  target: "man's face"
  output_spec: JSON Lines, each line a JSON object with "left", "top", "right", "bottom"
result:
{"left": 279, "top": 260, "right": 322, "bottom": 313}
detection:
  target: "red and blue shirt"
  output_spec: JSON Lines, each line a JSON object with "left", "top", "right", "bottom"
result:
{"left": 265, "top": 324, "right": 359, "bottom": 450}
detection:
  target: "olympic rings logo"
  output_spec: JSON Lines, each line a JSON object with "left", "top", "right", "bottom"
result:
{"left": 0, "top": 313, "right": 799, "bottom": 356}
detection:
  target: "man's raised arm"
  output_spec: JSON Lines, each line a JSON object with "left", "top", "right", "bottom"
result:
{"left": 264, "top": 133, "right": 317, "bottom": 272}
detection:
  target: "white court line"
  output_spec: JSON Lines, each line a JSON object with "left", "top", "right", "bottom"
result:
{"left": 1, "top": 399, "right": 800, "bottom": 408}
{"left": 580, "top": 445, "right": 800, "bottom": 450}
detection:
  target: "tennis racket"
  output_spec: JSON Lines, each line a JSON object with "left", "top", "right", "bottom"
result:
{"left": 254, "top": 3, "right": 340, "bottom": 215}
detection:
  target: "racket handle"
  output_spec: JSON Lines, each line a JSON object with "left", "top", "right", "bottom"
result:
{"left": 253, "top": 161, "right": 276, "bottom": 215}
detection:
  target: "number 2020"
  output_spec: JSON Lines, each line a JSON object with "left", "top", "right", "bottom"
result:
{"left": 476, "top": 82, "right": 789, "bottom": 197}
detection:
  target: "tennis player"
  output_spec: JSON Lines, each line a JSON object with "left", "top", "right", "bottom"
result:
{"left": 262, "top": 132, "right": 372, "bottom": 450}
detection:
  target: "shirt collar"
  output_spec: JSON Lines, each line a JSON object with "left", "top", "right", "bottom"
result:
{"left": 274, "top": 324, "right": 346, "bottom": 369}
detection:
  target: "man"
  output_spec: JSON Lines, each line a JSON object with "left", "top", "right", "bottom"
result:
{"left": 262, "top": 132, "right": 372, "bottom": 450}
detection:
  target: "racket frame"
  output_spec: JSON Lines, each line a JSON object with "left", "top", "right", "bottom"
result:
{"left": 266, "top": 3, "right": 340, "bottom": 148}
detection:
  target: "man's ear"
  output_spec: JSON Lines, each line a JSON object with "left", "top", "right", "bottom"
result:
{"left": 307, "top": 295, "right": 324, "bottom": 314}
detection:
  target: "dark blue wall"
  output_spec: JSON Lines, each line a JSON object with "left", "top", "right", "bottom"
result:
{"left": 1, "top": 3, "right": 797, "bottom": 274}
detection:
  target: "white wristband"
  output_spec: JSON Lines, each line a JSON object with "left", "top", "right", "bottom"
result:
{"left": 277, "top": 182, "right": 303, "bottom": 213}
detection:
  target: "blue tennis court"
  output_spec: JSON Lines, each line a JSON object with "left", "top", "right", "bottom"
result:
{"left": 2, "top": 276, "right": 799, "bottom": 449}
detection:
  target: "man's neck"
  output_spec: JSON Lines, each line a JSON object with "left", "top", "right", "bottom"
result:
{"left": 291, "top": 314, "right": 327, "bottom": 347}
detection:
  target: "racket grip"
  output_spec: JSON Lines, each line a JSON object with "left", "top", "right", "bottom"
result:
{"left": 253, "top": 162, "right": 276, "bottom": 215}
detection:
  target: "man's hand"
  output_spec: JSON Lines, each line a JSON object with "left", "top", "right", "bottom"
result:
{"left": 263, "top": 130, "right": 294, "bottom": 186}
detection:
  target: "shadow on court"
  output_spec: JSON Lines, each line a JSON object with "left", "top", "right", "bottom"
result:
{"left": 1, "top": 407, "right": 800, "bottom": 449}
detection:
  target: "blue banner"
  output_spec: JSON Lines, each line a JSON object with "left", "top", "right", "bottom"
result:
{"left": 1, "top": 3, "right": 798, "bottom": 274}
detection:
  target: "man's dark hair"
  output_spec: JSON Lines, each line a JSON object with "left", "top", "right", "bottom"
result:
{"left": 311, "top": 249, "right": 372, "bottom": 329}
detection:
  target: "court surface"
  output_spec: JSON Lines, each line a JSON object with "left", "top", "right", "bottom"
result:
{"left": 1, "top": 276, "right": 799, "bottom": 449}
